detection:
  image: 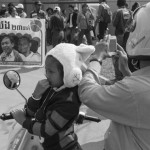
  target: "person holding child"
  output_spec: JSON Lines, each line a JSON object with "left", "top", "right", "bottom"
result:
{"left": 11, "top": 43, "right": 95, "bottom": 150}
{"left": 79, "top": 2, "right": 150, "bottom": 150}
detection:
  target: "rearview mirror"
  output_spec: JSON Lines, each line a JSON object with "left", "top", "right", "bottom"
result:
{"left": 3, "top": 70, "right": 21, "bottom": 90}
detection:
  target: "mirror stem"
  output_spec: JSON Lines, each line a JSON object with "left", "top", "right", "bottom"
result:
{"left": 16, "top": 88, "right": 28, "bottom": 104}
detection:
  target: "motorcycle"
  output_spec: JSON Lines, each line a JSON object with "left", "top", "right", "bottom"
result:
{"left": 0, "top": 70, "right": 108, "bottom": 150}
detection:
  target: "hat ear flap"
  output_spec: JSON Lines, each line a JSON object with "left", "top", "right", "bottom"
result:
{"left": 76, "top": 44, "right": 95, "bottom": 61}
{"left": 64, "top": 67, "right": 82, "bottom": 87}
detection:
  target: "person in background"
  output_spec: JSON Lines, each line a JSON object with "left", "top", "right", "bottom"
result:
{"left": 87, "top": 6, "right": 96, "bottom": 40}
{"left": 113, "top": 0, "right": 131, "bottom": 47}
{"left": 11, "top": 43, "right": 95, "bottom": 150}
{"left": 77, "top": 3, "right": 93, "bottom": 45}
{"left": 5, "top": 3, "right": 15, "bottom": 18}
{"left": 46, "top": 7, "right": 53, "bottom": 45}
{"left": 18, "top": 36, "right": 41, "bottom": 62}
{"left": 66, "top": 5, "right": 74, "bottom": 43}
{"left": 0, "top": 4, "right": 7, "bottom": 18}
{"left": 15, "top": 3, "right": 27, "bottom": 18}
{"left": 96, "top": 0, "right": 111, "bottom": 40}
{"left": 62, "top": 9, "right": 68, "bottom": 42}
{"left": 8, "top": 7, "right": 20, "bottom": 18}
{"left": 66, "top": 5, "right": 78, "bottom": 44}
{"left": 0, "top": 35, "right": 23, "bottom": 62}
{"left": 79, "top": 3, "right": 150, "bottom": 150}
{"left": 49, "top": 6, "right": 64, "bottom": 47}
{"left": 30, "top": 1, "right": 46, "bottom": 19}
{"left": 112, "top": 0, "right": 131, "bottom": 80}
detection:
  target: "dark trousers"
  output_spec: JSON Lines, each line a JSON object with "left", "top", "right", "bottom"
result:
{"left": 77, "top": 29, "right": 92, "bottom": 45}
{"left": 52, "top": 30, "right": 64, "bottom": 47}
{"left": 67, "top": 27, "right": 77, "bottom": 44}
{"left": 98, "top": 22, "right": 108, "bottom": 40}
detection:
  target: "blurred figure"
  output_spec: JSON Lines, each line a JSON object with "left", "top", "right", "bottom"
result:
{"left": 112, "top": 0, "right": 131, "bottom": 80}
{"left": 5, "top": 3, "right": 15, "bottom": 18}
{"left": 15, "top": 3, "right": 27, "bottom": 18}
{"left": 8, "top": 7, "right": 20, "bottom": 18}
{"left": 77, "top": 3, "right": 93, "bottom": 45}
{"left": 62, "top": 9, "right": 68, "bottom": 42}
{"left": 49, "top": 6, "right": 64, "bottom": 47}
{"left": 30, "top": 1, "right": 46, "bottom": 19}
{"left": 66, "top": 5, "right": 78, "bottom": 44}
{"left": 0, "top": 4, "right": 7, "bottom": 18}
{"left": 87, "top": 7, "right": 96, "bottom": 40}
{"left": 46, "top": 7, "right": 53, "bottom": 45}
{"left": 96, "top": 0, "right": 112, "bottom": 40}
{"left": 131, "top": 2, "right": 140, "bottom": 12}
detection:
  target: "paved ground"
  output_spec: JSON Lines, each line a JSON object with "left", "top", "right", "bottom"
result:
{"left": 0, "top": 67, "right": 110, "bottom": 150}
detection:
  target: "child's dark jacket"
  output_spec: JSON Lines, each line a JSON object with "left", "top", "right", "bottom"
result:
{"left": 25, "top": 86, "right": 81, "bottom": 150}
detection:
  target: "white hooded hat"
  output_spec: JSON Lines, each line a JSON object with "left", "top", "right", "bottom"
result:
{"left": 46, "top": 43, "right": 95, "bottom": 88}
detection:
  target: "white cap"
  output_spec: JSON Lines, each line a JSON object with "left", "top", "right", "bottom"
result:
{"left": 46, "top": 43, "right": 95, "bottom": 88}
{"left": 74, "top": 7, "right": 78, "bottom": 10}
{"left": 1, "top": 4, "right": 6, "bottom": 8}
{"left": 54, "top": 6, "right": 61, "bottom": 12}
{"left": 16, "top": 3, "right": 24, "bottom": 9}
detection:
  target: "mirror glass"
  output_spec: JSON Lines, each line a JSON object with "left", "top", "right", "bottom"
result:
{"left": 3, "top": 70, "right": 21, "bottom": 90}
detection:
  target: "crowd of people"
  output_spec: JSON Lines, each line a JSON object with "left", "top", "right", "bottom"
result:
{"left": 2, "top": 0, "right": 150, "bottom": 150}
{"left": 0, "top": 0, "right": 141, "bottom": 70}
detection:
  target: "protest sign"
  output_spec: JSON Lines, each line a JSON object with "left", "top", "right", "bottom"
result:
{"left": 0, "top": 18, "right": 45, "bottom": 67}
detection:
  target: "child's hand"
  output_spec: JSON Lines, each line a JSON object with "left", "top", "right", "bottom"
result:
{"left": 11, "top": 109, "right": 26, "bottom": 125}
{"left": 33, "top": 79, "right": 50, "bottom": 99}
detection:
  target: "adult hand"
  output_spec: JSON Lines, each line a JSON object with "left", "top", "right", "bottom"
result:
{"left": 117, "top": 44, "right": 132, "bottom": 76}
{"left": 32, "top": 79, "right": 50, "bottom": 99}
{"left": 93, "top": 35, "right": 111, "bottom": 61}
{"left": 11, "top": 109, "right": 26, "bottom": 125}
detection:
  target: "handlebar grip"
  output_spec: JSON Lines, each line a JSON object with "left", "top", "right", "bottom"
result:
{"left": 84, "top": 115, "right": 101, "bottom": 123}
{"left": 76, "top": 113, "right": 101, "bottom": 124}
{"left": 0, "top": 113, "right": 13, "bottom": 120}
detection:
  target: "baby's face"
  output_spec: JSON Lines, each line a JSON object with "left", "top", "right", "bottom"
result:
{"left": 45, "top": 57, "right": 63, "bottom": 88}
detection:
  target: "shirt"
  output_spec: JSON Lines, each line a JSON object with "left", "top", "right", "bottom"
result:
{"left": 79, "top": 66, "right": 150, "bottom": 150}
{"left": 21, "top": 52, "right": 41, "bottom": 62}
{"left": 0, "top": 50, "right": 24, "bottom": 62}
{"left": 19, "top": 11, "right": 27, "bottom": 18}
{"left": 77, "top": 12, "right": 88, "bottom": 30}
{"left": 30, "top": 10, "right": 46, "bottom": 19}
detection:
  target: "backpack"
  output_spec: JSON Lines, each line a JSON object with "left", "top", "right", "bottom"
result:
{"left": 119, "top": 8, "right": 131, "bottom": 34}
{"left": 101, "top": 3, "right": 112, "bottom": 24}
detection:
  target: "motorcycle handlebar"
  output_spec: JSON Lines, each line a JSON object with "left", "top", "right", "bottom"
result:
{"left": 0, "top": 113, "right": 13, "bottom": 120}
{"left": 0, "top": 112, "right": 101, "bottom": 124}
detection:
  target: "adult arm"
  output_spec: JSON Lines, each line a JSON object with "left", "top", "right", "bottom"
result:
{"left": 78, "top": 62, "right": 138, "bottom": 127}
{"left": 78, "top": 41, "right": 137, "bottom": 127}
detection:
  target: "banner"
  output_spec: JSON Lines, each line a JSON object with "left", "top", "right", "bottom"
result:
{"left": 0, "top": 18, "right": 45, "bottom": 67}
